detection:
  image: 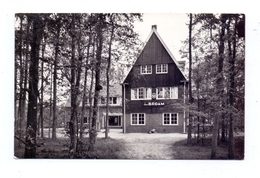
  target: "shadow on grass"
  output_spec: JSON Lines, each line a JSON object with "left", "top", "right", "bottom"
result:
{"left": 171, "top": 136, "right": 244, "bottom": 160}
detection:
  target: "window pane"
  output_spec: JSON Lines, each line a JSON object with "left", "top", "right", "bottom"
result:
{"left": 131, "top": 89, "right": 138, "bottom": 99}
{"left": 164, "top": 87, "right": 170, "bottom": 99}
{"left": 139, "top": 88, "right": 144, "bottom": 99}
{"left": 156, "top": 65, "right": 161, "bottom": 73}
{"left": 113, "top": 97, "right": 117, "bottom": 104}
{"left": 164, "top": 114, "right": 170, "bottom": 124}
{"left": 171, "top": 87, "right": 178, "bottom": 99}
{"left": 171, "top": 114, "right": 177, "bottom": 124}
{"left": 132, "top": 114, "right": 137, "bottom": 124}
{"left": 84, "top": 117, "right": 88, "bottom": 123}
{"left": 157, "top": 88, "right": 163, "bottom": 98}
{"left": 146, "top": 88, "right": 151, "bottom": 99}
{"left": 138, "top": 114, "right": 144, "bottom": 124}
{"left": 141, "top": 66, "right": 145, "bottom": 73}
{"left": 147, "top": 65, "right": 152, "bottom": 73}
{"left": 162, "top": 64, "right": 167, "bottom": 72}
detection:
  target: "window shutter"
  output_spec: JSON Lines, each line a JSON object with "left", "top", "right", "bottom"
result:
{"left": 131, "top": 89, "right": 137, "bottom": 100}
{"left": 146, "top": 88, "right": 152, "bottom": 99}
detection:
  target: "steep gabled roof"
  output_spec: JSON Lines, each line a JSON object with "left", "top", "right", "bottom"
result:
{"left": 123, "top": 25, "right": 187, "bottom": 83}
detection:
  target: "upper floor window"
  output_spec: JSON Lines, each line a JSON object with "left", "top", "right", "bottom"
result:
{"left": 109, "top": 97, "right": 118, "bottom": 105}
{"left": 156, "top": 87, "right": 178, "bottom": 99}
{"left": 99, "top": 96, "right": 120, "bottom": 105}
{"left": 131, "top": 87, "right": 152, "bottom": 100}
{"left": 83, "top": 117, "right": 89, "bottom": 123}
{"left": 140, "top": 65, "right": 152, "bottom": 74}
{"left": 156, "top": 64, "right": 168, "bottom": 74}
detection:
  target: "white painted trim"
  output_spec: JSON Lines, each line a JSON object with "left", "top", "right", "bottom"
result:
{"left": 156, "top": 87, "right": 178, "bottom": 100}
{"left": 130, "top": 113, "right": 146, "bottom": 125}
{"left": 140, "top": 65, "right": 152, "bottom": 75}
{"left": 162, "top": 113, "right": 178, "bottom": 126}
{"left": 156, "top": 64, "right": 168, "bottom": 74}
{"left": 131, "top": 87, "right": 152, "bottom": 100}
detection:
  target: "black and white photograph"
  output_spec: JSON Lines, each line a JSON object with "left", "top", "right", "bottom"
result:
{"left": 13, "top": 13, "right": 245, "bottom": 160}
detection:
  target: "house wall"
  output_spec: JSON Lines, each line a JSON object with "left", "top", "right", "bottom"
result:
{"left": 125, "top": 113, "right": 184, "bottom": 133}
{"left": 124, "top": 86, "right": 185, "bottom": 133}
{"left": 122, "top": 29, "right": 187, "bottom": 133}
{"left": 65, "top": 106, "right": 122, "bottom": 130}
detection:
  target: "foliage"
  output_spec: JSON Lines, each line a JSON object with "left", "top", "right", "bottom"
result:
{"left": 172, "top": 136, "right": 244, "bottom": 159}
{"left": 180, "top": 13, "right": 245, "bottom": 158}
{"left": 14, "top": 13, "right": 143, "bottom": 158}
{"left": 15, "top": 137, "right": 125, "bottom": 159}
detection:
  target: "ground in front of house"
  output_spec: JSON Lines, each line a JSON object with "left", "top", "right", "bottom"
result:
{"left": 14, "top": 129, "right": 244, "bottom": 159}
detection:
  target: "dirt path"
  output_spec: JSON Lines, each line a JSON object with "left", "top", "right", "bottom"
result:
{"left": 99, "top": 129, "right": 187, "bottom": 159}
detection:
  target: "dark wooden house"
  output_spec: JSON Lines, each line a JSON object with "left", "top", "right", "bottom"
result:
{"left": 122, "top": 25, "right": 188, "bottom": 133}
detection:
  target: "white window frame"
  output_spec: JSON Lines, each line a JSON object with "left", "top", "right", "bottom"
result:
{"left": 140, "top": 65, "right": 152, "bottom": 74}
{"left": 162, "top": 113, "right": 178, "bottom": 125}
{"left": 156, "top": 64, "right": 168, "bottom": 74}
{"left": 131, "top": 113, "right": 146, "bottom": 125}
{"left": 131, "top": 88, "right": 152, "bottom": 100}
{"left": 156, "top": 87, "right": 178, "bottom": 99}
{"left": 109, "top": 97, "right": 118, "bottom": 105}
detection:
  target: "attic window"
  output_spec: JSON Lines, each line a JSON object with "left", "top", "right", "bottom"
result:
{"left": 140, "top": 65, "right": 152, "bottom": 74}
{"left": 156, "top": 64, "right": 168, "bottom": 74}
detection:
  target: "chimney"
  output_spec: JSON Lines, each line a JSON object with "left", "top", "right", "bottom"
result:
{"left": 152, "top": 25, "right": 157, "bottom": 30}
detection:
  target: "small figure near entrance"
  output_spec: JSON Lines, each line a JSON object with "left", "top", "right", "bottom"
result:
{"left": 148, "top": 128, "right": 157, "bottom": 134}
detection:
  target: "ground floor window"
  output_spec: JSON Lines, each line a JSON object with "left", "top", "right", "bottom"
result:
{"left": 108, "top": 116, "right": 121, "bottom": 126}
{"left": 131, "top": 113, "right": 145, "bottom": 125}
{"left": 163, "top": 113, "right": 178, "bottom": 125}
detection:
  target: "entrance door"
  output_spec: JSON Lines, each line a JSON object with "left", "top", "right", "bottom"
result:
{"left": 108, "top": 116, "right": 121, "bottom": 127}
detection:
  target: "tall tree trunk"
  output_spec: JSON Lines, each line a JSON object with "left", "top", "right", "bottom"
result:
{"left": 187, "top": 13, "right": 193, "bottom": 144}
{"left": 228, "top": 15, "right": 237, "bottom": 159}
{"left": 211, "top": 14, "right": 227, "bottom": 159}
{"left": 89, "top": 15, "right": 104, "bottom": 150}
{"left": 69, "top": 14, "right": 78, "bottom": 158}
{"left": 18, "top": 15, "right": 24, "bottom": 147}
{"left": 52, "top": 24, "right": 61, "bottom": 140}
{"left": 105, "top": 19, "right": 115, "bottom": 139}
{"left": 80, "top": 28, "right": 92, "bottom": 139}
{"left": 24, "top": 14, "right": 43, "bottom": 158}
{"left": 49, "top": 63, "right": 52, "bottom": 138}
{"left": 40, "top": 39, "right": 45, "bottom": 138}
{"left": 88, "top": 67, "right": 95, "bottom": 132}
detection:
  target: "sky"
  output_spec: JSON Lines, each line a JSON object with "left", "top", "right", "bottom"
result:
{"left": 134, "top": 13, "right": 189, "bottom": 61}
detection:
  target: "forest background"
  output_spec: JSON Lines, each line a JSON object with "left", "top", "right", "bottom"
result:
{"left": 1, "top": 0, "right": 260, "bottom": 178}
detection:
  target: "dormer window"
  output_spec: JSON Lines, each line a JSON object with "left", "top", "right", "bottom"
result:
{"left": 156, "top": 64, "right": 168, "bottom": 74}
{"left": 140, "top": 65, "right": 152, "bottom": 74}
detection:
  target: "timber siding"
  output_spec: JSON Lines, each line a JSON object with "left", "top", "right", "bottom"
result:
{"left": 123, "top": 25, "right": 187, "bottom": 133}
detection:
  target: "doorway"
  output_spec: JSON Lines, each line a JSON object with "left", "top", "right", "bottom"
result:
{"left": 108, "top": 116, "right": 121, "bottom": 127}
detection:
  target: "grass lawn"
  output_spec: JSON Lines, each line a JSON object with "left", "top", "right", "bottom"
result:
{"left": 14, "top": 135, "right": 244, "bottom": 159}
{"left": 171, "top": 136, "right": 244, "bottom": 159}
{"left": 14, "top": 137, "right": 126, "bottom": 159}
